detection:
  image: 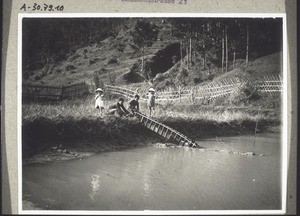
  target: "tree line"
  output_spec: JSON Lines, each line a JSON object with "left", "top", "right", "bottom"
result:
{"left": 22, "top": 17, "right": 282, "bottom": 78}
{"left": 168, "top": 18, "right": 282, "bottom": 72}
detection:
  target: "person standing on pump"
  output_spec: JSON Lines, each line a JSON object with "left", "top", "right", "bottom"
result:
{"left": 128, "top": 94, "right": 140, "bottom": 115}
{"left": 95, "top": 88, "right": 105, "bottom": 116}
{"left": 147, "top": 88, "right": 155, "bottom": 117}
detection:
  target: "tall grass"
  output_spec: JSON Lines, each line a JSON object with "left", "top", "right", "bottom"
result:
{"left": 23, "top": 93, "right": 281, "bottom": 123}
{"left": 151, "top": 102, "right": 279, "bottom": 122}
{"left": 23, "top": 95, "right": 117, "bottom": 122}
{"left": 22, "top": 95, "right": 281, "bottom": 157}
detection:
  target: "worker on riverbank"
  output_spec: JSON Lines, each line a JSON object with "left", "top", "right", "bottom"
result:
{"left": 147, "top": 88, "right": 155, "bottom": 117}
{"left": 128, "top": 94, "right": 140, "bottom": 115}
{"left": 95, "top": 88, "right": 105, "bottom": 116}
{"left": 107, "top": 98, "right": 129, "bottom": 117}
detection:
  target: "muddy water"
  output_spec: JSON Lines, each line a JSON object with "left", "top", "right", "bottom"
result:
{"left": 23, "top": 133, "right": 281, "bottom": 210}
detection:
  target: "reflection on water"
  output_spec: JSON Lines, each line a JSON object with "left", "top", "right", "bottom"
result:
{"left": 23, "top": 133, "right": 281, "bottom": 210}
{"left": 89, "top": 174, "right": 100, "bottom": 201}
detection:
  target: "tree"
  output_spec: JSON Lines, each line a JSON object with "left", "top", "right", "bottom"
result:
{"left": 131, "top": 20, "right": 158, "bottom": 77}
{"left": 246, "top": 23, "right": 249, "bottom": 64}
{"left": 225, "top": 25, "right": 228, "bottom": 72}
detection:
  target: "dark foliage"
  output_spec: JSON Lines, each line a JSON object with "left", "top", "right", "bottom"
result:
{"left": 107, "top": 56, "right": 118, "bottom": 64}
{"left": 22, "top": 17, "right": 282, "bottom": 81}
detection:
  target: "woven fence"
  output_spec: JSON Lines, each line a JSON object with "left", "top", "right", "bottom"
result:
{"left": 23, "top": 82, "right": 89, "bottom": 101}
{"left": 254, "top": 75, "right": 283, "bottom": 94}
{"left": 105, "top": 74, "right": 282, "bottom": 104}
{"left": 104, "top": 85, "right": 139, "bottom": 100}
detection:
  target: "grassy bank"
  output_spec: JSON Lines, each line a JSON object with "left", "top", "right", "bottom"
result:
{"left": 23, "top": 115, "right": 155, "bottom": 156}
{"left": 22, "top": 95, "right": 281, "bottom": 162}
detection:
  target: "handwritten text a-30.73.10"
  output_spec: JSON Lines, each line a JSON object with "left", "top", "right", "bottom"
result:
{"left": 20, "top": 3, "right": 64, "bottom": 12}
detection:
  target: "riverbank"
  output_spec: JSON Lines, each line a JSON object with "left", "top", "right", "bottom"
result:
{"left": 22, "top": 113, "right": 281, "bottom": 165}
{"left": 22, "top": 98, "right": 281, "bottom": 165}
{"left": 22, "top": 115, "right": 161, "bottom": 164}
{"left": 22, "top": 136, "right": 164, "bottom": 165}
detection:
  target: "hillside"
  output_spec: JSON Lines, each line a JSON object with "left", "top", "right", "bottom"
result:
{"left": 24, "top": 18, "right": 178, "bottom": 87}
{"left": 23, "top": 18, "right": 282, "bottom": 91}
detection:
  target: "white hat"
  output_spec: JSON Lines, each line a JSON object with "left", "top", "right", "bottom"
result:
{"left": 148, "top": 88, "right": 155, "bottom": 92}
{"left": 95, "top": 88, "right": 103, "bottom": 92}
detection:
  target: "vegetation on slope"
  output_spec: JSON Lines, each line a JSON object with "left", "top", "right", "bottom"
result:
{"left": 23, "top": 18, "right": 282, "bottom": 89}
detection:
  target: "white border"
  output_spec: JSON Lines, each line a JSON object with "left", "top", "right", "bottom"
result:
{"left": 281, "top": 12, "right": 288, "bottom": 214}
{"left": 18, "top": 13, "right": 288, "bottom": 215}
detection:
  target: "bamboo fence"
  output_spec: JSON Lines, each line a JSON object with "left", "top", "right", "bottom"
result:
{"left": 23, "top": 75, "right": 281, "bottom": 102}
{"left": 23, "top": 82, "right": 89, "bottom": 100}
{"left": 254, "top": 75, "right": 283, "bottom": 94}
{"left": 105, "top": 75, "right": 282, "bottom": 104}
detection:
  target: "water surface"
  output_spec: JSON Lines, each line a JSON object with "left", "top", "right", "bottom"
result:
{"left": 23, "top": 133, "right": 281, "bottom": 210}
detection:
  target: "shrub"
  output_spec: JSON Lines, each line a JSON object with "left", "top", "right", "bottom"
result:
{"left": 193, "top": 76, "right": 203, "bottom": 84}
{"left": 100, "top": 56, "right": 107, "bottom": 61}
{"left": 108, "top": 57, "right": 118, "bottom": 64}
{"left": 117, "top": 44, "right": 125, "bottom": 52}
{"left": 176, "top": 68, "right": 189, "bottom": 86}
{"left": 66, "top": 64, "right": 76, "bottom": 71}
{"left": 69, "top": 54, "right": 80, "bottom": 62}
{"left": 228, "top": 82, "right": 261, "bottom": 106}
{"left": 130, "top": 63, "right": 140, "bottom": 73}
{"left": 34, "top": 75, "right": 41, "bottom": 80}
{"left": 83, "top": 49, "right": 88, "bottom": 59}
{"left": 154, "top": 78, "right": 175, "bottom": 91}
{"left": 153, "top": 73, "right": 166, "bottom": 83}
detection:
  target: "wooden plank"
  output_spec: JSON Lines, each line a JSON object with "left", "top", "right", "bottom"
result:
{"left": 144, "top": 118, "right": 149, "bottom": 126}
{"left": 151, "top": 121, "right": 157, "bottom": 130}
{"left": 161, "top": 127, "right": 167, "bottom": 138}
{"left": 157, "top": 125, "right": 163, "bottom": 135}
{"left": 146, "top": 119, "right": 151, "bottom": 128}
{"left": 163, "top": 127, "right": 169, "bottom": 137}
{"left": 165, "top": 129, "right": 170, "bottom": 139}
{"left": 167, "top": 131, "right": 173, "bottom": 139}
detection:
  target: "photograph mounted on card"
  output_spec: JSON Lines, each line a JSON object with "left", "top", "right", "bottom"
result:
{"left": 17, "top": 13, "right": 288, "bottom": 215}
{"left": 2, "top": 0, "right": 298, "bottom": 215}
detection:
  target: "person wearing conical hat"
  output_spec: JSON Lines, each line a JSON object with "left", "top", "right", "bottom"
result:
{"left": 95, "top": 88, "right": 105, "bottom": 116}
{"left": 147, "top": 88, "right": 155, "bottom": 117}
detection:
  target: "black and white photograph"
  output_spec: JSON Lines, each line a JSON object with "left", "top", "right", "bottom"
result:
{"left": 20, "top": 15, "right": 287, "bottom": 213}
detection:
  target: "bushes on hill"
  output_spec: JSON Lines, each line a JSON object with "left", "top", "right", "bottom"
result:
{"left": 108, "top": 56, "right": 118, "bottom": 64}
{"left": 65, "top": 64, "right": 77, "bottom": 71}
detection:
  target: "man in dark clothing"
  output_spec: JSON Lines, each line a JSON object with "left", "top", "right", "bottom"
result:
{"left": 108, "top": 98, "right": 129, "bottom": 117}
{"left": 128, "top": 95, "right": 140, "bottom": 114}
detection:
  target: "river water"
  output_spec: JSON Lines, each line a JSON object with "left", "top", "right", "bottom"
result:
{"left": 23, "top": 133, "right": 281, "bottom": 211}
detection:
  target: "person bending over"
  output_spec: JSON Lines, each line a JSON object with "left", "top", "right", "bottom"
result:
{"left": 108, "top": 98, "right": 129, "bottom": 117}
{"left": 128, "top": 94, "right": 140, "bottom": 115}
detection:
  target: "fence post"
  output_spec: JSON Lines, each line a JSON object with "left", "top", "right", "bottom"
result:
{"left": 179, "top": 86, "right": 181, "bottom": 103}
{"left": 190, "top": 89, "right": 194, "bottom": 104}
{"left": 60, "top": 85, "right": 64, "bottom": 100}
{"left": 127, "top": 89, "right": 129, "bottom": 101}
{"left": 85, "top": 82, "right": 89, "bottom": 94}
